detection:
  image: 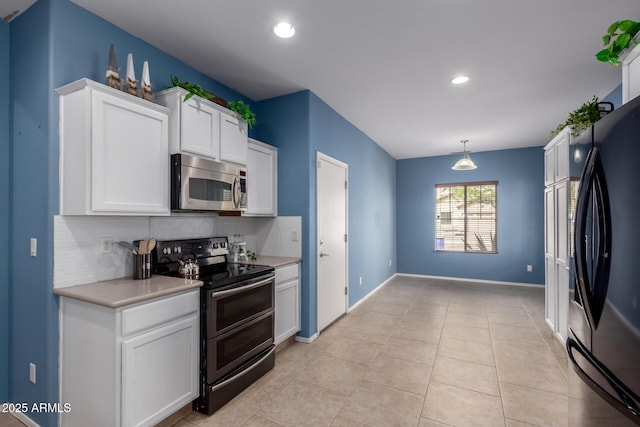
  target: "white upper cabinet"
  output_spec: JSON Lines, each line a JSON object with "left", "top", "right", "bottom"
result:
{"left": 180, "top": 97, "right": 221, "bottom": 160}
{"left": 57, "top": 79, "right": 170, "bottom": 215}
{"left": 220, "top": 111, "right": 248, "bottom": 164}
{"left": 544, "top": 126, "right": 570, "bottom": 186}
{"left": 156, "top": 87, "right": 248, "bottom": 166}
{"left": 244, "top": 139, "right": 278, "bottom": 217}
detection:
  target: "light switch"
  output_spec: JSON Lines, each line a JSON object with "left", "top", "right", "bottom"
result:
{"left": 30, "top": 238, "right": 37, "bottom": 257}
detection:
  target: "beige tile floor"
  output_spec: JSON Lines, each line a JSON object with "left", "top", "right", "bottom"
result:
{"left": 175, "top": 276, "right": 570, "bottom": 427}
{"left": 0, "top": 276, "right": 570, "bottom": 427}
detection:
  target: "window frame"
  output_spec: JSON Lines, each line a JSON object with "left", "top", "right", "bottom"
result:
{"left": 434, "top": 181, "right": 498, "bottom": 254}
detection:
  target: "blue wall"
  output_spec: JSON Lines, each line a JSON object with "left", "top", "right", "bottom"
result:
{"left": 1, "top": 18, "right": 10, "bottom": 403}
{"left": 255, "top": 91, "right": 397, "bottom": 337}
{"left": 10, "top": 2, "right": 58, "bottom": 424}
{"left": 7, "top": 0, "right": 255, "bottom": 424}
{"left": 308, "top": 93, "right": 396, "bottom": 306}
{"left": 254, "top": 91, "right": 313, "bottom": 335}
{"left": 397, "top": 147, "right": 545, "bottom": 285}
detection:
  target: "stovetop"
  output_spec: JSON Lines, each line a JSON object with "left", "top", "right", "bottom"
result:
{"left": 151, "top": 236, "right": 274, "bottom": 290}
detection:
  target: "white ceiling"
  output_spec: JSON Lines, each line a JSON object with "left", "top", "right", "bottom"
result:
{"left": 7, "top": 1, "right": 640, "bottom": 158}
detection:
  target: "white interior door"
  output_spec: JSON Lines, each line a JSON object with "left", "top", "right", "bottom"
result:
{"left": 316, "top": 152, "right": 348, "bottom": 332}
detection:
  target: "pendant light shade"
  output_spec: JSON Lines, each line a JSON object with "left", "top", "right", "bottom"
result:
{"left": 452, "top": 140, "right": 477, "bottom": 170}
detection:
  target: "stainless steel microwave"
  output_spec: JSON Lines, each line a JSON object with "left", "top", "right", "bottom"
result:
{"left": 171, "top": 153, "right": 247, "bottom": 212}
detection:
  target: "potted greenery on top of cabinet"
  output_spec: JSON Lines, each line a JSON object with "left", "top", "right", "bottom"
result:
{"left": 57, "top": 78, "right": 171, "bottom": 215}
{"left": 157, "top": 79, "right": 250, "bottom": 166}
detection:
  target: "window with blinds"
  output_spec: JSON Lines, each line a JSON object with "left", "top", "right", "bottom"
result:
{"left": 435, "top": 182, "right": 498, "bottom": 253}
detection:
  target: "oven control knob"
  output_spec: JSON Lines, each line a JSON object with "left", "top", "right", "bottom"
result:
{"left": 162, "top": 247, "right": 169, "bottom": 255}
{"left": 177, "top": 246, "right": 182, "bottom": 254}
{"left": 213, "top": 243, "right": 219, "bottom": 249}
{"left": 220, "top": 242, "right": 226, "bottom": 248}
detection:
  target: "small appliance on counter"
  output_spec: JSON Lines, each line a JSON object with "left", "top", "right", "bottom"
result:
{"left": 119, "top": 239, "right": 156, "bottom": 279}
{"left": 229, "top": 234, "right": 248, "bottom": 263}
{"left": 151, "top": 236, "right": 275, "bottom": 415}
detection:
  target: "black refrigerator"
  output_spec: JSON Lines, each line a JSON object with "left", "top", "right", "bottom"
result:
{"left": 567, "top": 93, "right": 640, "bottom": 426}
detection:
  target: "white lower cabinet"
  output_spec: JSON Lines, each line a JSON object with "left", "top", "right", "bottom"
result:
{"left": 60, "top": 290, "right": 199, "bottom": 427}
{"left": 274, "top": 263, "right": 300, "bottom": 345}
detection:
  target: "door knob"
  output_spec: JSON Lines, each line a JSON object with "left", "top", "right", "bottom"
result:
{"left": 319, "top": 252, "right": 330, "bottom": 258}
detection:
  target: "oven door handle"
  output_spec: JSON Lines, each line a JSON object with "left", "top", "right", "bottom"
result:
{"left": 211, "top": 346, "right": 275, "bottom": 392}
{"left": 212, "top": 276, "right": 274, "bottom": 298}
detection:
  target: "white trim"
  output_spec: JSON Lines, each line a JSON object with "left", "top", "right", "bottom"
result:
{"left": 294, "top": 333, "right": 318, "bottom": 344}
{"left": 621, "top": 33, "right": 640, "bottom": 104}
{"left": 315, "top": 151, "right": 349, "bottom": 333}
{"left": 396, "top": 273, "right": 543, "bottom": 288}
{"left": 348, "top": 273, "right": 397, "bottom": 312}
{"left": 11, "top": 411, "right": 39, "bottom": 427}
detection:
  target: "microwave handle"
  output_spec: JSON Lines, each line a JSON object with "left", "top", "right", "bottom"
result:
{"left": 232, "top": 176, "right": 241, "bottom": 209}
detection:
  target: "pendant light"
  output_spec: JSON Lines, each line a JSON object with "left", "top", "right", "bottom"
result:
{"left": 451, "top": 140, "right": 477, "bottom": 171}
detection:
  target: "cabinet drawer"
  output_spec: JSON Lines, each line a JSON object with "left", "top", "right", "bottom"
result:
{"left": 275, "top": 264, "right": 299, "bottom": 285}
{"left": 122, "top": 290, "right": 198, "bottom": 337}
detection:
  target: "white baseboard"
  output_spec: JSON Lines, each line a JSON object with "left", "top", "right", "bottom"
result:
{"left": 348, "top": 273, "right": 397, "bottom": 312}
{"left": 294, "top": 333, "right": 318, "bottom": 344}
{"left": 294, "top": 273, "right": 399, "bottom": 344}
{"left": 396, "top": 273, "right": 543, "bottom": 288}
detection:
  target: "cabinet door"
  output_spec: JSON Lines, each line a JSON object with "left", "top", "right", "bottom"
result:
{"left": 544, "top": 186, "right": 557, "bottom": 332}
{"left": 544, "top": 148, "right": 556, "bottom": 186}
{"left": 91, "top": 91, "right": 169, "bottom": 214}
{"left": 121, "top": 314, "right": 199, "bottom": 427}
{"left": 545, "top": 257, "right": 557, "bottom": 332}
{"left": 246, "top": 140, "right": 277, "bottom": 216}
{"left": 275, "top": 280, "right": 300, "bottom": 345}
{"left": 181, "top": 97, "right": 221, "bottom": 160}
{"left": 556, "top": 260, "right": 569, "bottom": 341}
{"left": 555, "top": 132, "right": 570, "bottom": 182}
{"left": 220, "top": 111, "right": 248, "bottom": 165}
{"left": 555, "top": 181, "right": 569, "bottom": 265}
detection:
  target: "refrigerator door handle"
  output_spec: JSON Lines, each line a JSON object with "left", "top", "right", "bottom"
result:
{"left": 567, "top": 336, "right": 640, "bottom": 420}
{"left": 573, "top": 147, "right": 612, "bottom": 329}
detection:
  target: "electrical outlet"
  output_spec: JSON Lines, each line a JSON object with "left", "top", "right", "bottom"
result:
{"left": 359, "top": 276, "right": 363, "bottom": 285}
{"left": 389, "top": 259, "right": 392, "bottom": 267}
{"left": 29, "top": 363, "right": 36, "bottom": 384}
{"left": 101, "top": 237, "right": 113, "bottom": 254}
{"left": 527, "top": 265, "right": 533, "bottom": 272}
{"left": 291, "top": 231, "right": 298, "bottom": 242}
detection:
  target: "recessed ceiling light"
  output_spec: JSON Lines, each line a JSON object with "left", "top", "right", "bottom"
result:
{"left": 273, "top": 22, "right": 295, "bottom": 38}
{"left": 451, "top": 75, "right": 470, "bottom": 85}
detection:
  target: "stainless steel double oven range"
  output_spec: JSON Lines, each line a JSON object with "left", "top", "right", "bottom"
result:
{"left": 152, "top": 236, "right": 275, "bottom": 415}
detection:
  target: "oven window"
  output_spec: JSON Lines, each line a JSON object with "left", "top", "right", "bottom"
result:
{"left": 213, "top": 282, "right": 273, "bottom": 332}
{"left": 190, "top": 178, "right": 232, "bottom": 202}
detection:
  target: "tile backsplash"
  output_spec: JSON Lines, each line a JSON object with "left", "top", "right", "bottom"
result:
{"left": 54, "top": 215, "right": 302, "bottom": 288}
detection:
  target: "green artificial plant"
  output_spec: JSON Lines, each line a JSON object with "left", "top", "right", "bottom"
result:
{"left": 163, "top": 75, "right": 215, "bottom": 102}
{"left": 550, "top": 95, "right": 602, "bottom": 139}
{"left": 596, "top": 20, "right": 640, "bottom": 66}
{"left": 227, "top": 100, "right": 257, "bottom": 128}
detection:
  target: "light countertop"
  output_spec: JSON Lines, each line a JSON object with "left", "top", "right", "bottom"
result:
{"left": 53, "top": 275, "right": 203, "bottom": 308}
{"left": 235, "top": 256, "right": 301, "bottom": 268}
